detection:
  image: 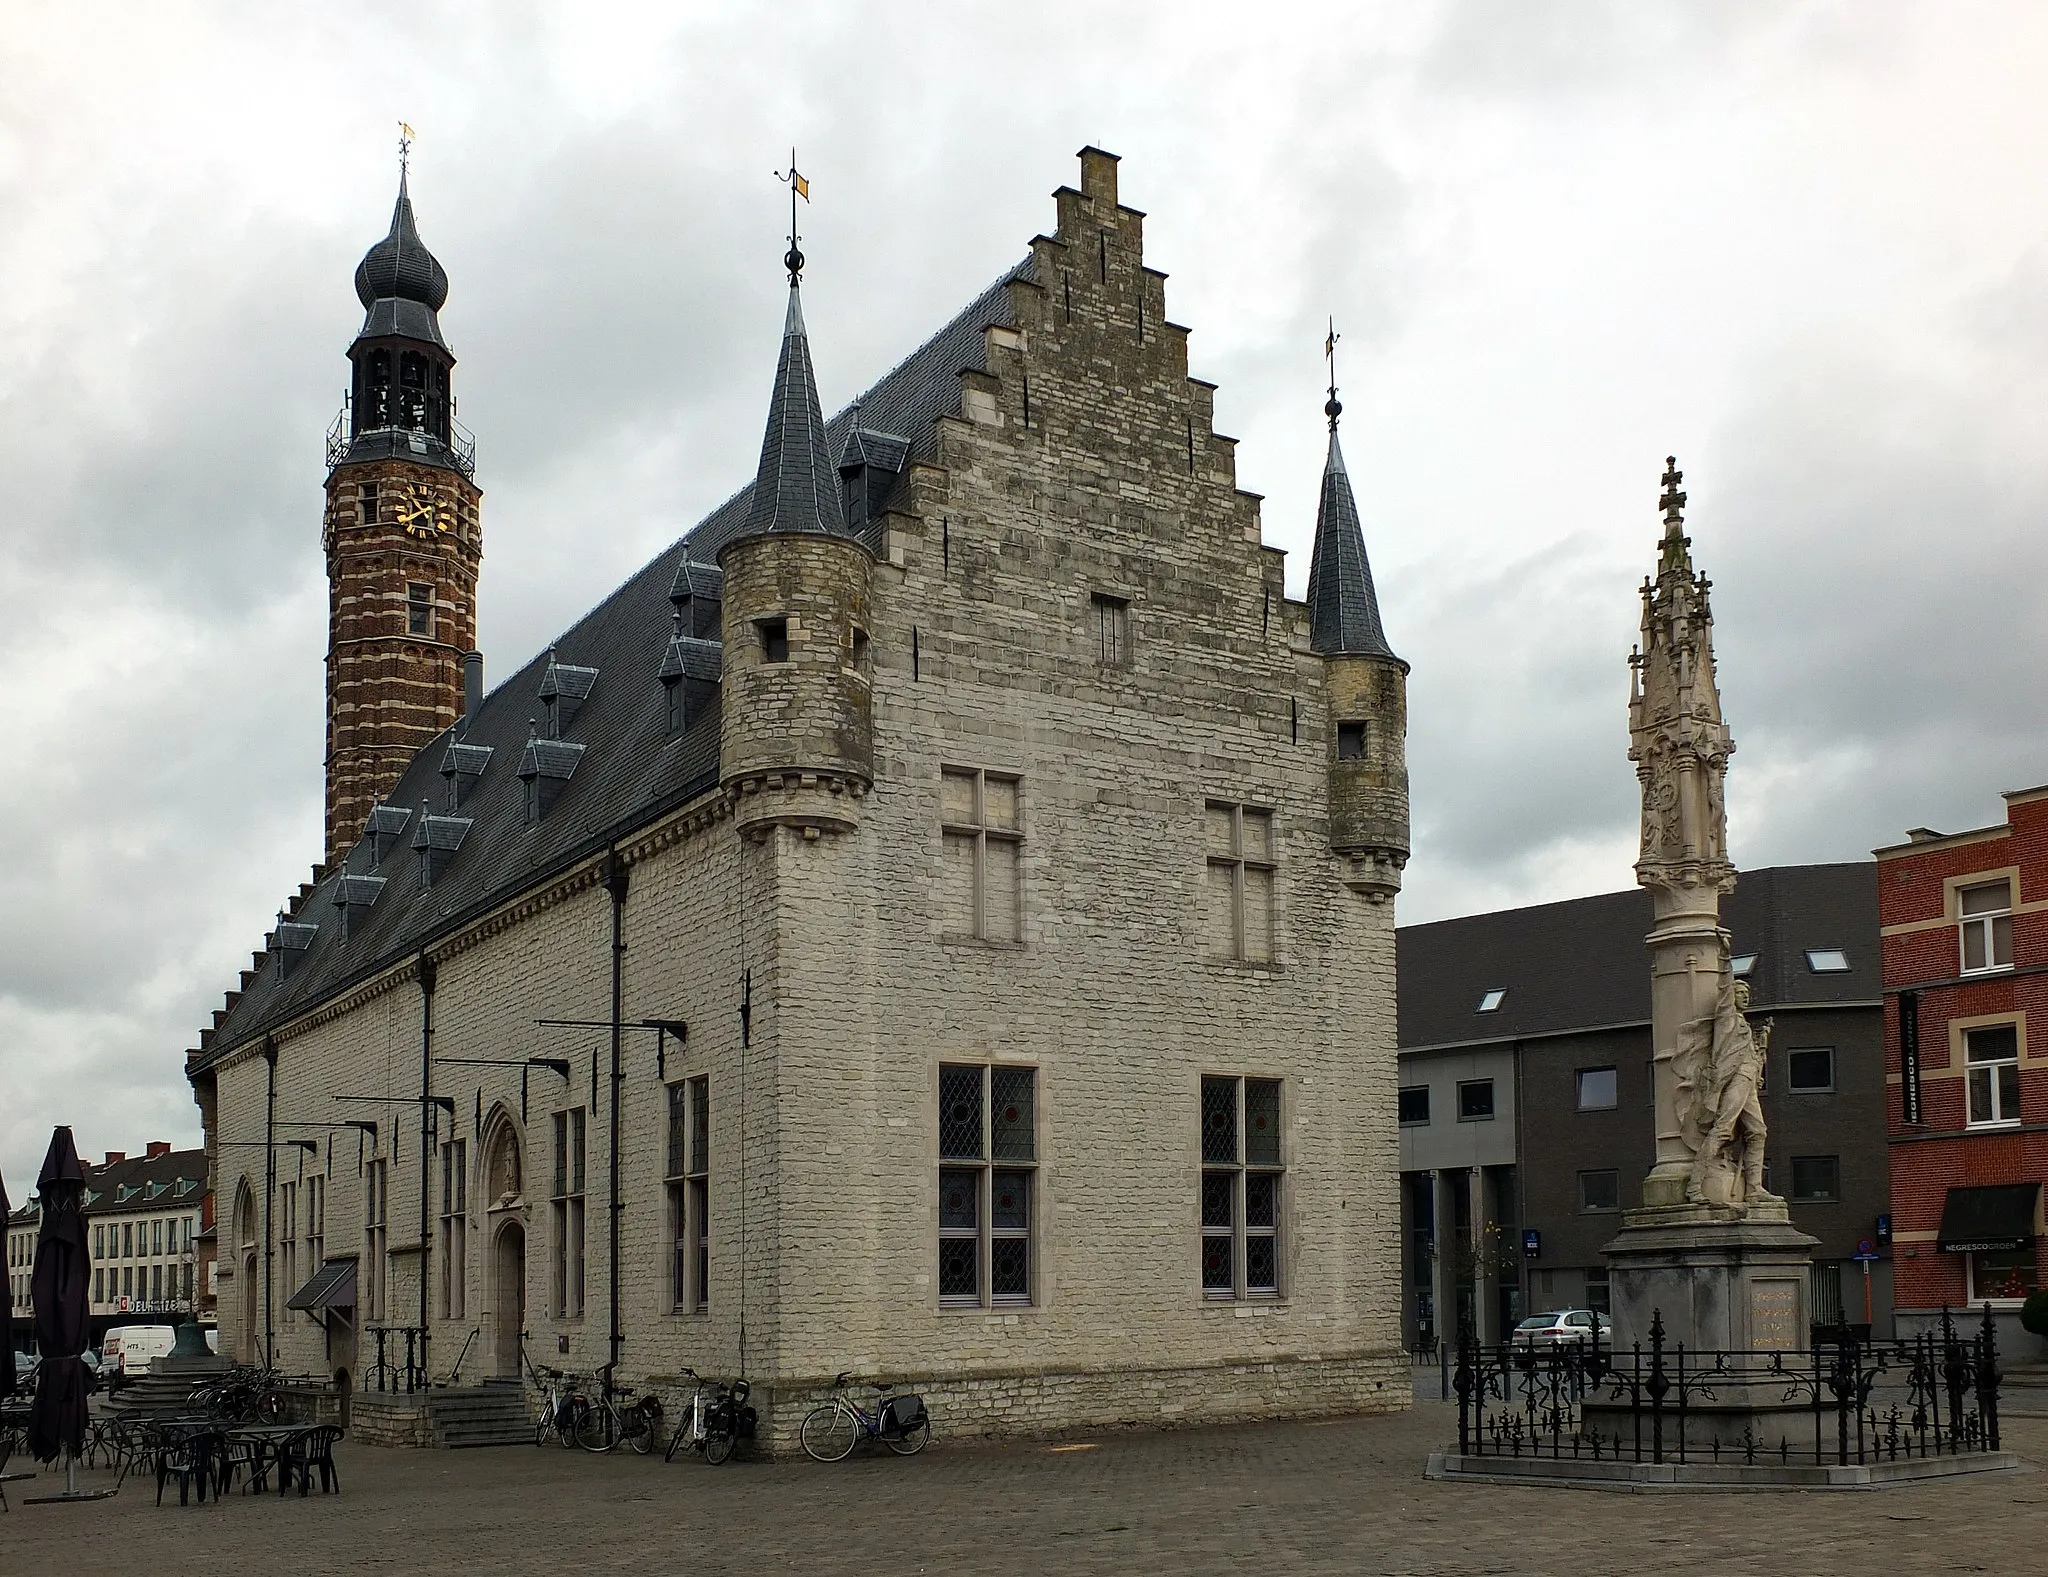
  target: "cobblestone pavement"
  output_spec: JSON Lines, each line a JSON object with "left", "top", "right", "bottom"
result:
{"left": 3, "top": 1394, "right": 2039, "bottom": 1576}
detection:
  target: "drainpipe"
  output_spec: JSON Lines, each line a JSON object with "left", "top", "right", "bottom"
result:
{"left": 419, "top": 953, "right": 438, "bottom": 1377}
{"left": 263, "top": 1038, "right": 278, "bottom": 1366}
{"left": 605, "top": 849, "right": 628, "bottom": 1381}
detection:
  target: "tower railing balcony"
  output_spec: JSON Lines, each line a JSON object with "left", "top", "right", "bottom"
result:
{"left": 326, "top": 407, "right": 477, "bottom": 479}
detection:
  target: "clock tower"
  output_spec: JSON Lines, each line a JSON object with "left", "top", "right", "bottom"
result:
{"left": 321, "top": 161, "right": 483, "bottom": 868}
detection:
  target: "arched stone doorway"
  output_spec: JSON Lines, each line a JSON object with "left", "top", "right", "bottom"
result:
{"left": 493, "top": 1222, "right": 526, "bottom": 1378}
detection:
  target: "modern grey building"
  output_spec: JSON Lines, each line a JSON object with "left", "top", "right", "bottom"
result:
{"left": 1396, "top": 863, "right": 1891, "bottom": 1350}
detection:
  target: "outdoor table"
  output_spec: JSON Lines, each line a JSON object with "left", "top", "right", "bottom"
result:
{"left": 226, "top": 1424, "right": 315, "bottom": 1496}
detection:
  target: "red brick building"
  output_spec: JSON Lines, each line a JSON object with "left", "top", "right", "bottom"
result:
{"left": 1879, "top": 785, "right": 2048, "bottom": 1351}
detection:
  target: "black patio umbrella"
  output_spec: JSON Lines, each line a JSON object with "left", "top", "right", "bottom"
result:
{"left": 0, "top": 1166, "right": 14, "bottom": 1400}
{"left": 27, "top": 1127, "right": 91, "bottom": 1466}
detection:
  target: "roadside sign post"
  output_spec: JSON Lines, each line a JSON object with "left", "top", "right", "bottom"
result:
{"left": 1853, "top": 1239, "right": 1880, "bottom": 1324}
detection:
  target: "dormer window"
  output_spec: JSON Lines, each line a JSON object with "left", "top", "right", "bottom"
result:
{"left": 362, "top": 804, "right": 412, "bottom": 865}
{"left": 758, "top": 619, "right": 789, "bottom": 664}
{"left": 658, "top": 620, "right": 722, "bottom": 736}
{"left": 517, "top": 738, "right": 586, "bottom": 822}
{"left": 538, "top": 653, "right": 600, "bottom": 733}
{"left": 412, "top": 812, "right": 473, "bottom": 886}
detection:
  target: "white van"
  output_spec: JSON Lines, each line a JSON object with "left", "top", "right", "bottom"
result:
{"left": 102, "top": 1324, "right": 177, "bottom": 1378}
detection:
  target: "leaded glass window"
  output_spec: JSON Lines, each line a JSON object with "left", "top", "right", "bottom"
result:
{"left": 666, "top": 1077, "right": 710, "bottom": 1312}
{"left": 1200, "top": 1075, "right": 1284, "bottom": 1300}
{"left": 937, "top": 1064, "right": 1037, "bottom": 1308}
{"left": 552, "top": 1109, "right": 586, "bottom": 1319}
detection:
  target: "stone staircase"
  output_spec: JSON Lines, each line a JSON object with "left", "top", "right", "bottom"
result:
{"left": 426, "top": 1380, "right": 532, "bottom": 1448}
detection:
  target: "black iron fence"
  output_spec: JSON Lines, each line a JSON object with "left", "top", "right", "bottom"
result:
{"left": 1452, "top": 1305, "right": 2003, "bottom": 1467}
{"left": 364, "top": 1325, "right": 428, "bottom": 1395}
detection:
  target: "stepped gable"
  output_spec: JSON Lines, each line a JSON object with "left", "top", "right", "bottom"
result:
{"left": 192, "top": 260, "right": 1032, "bottom": 1068}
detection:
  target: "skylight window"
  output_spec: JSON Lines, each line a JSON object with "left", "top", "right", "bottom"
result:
{"left": 1805, "top": 949, "right": 1850, "bottom": 974}
{"left": 1477, "top": 988, "right": 1507, "bottom": 1013}
{"left": 1730, "top": 954, "right": 1757, "bottom": 977}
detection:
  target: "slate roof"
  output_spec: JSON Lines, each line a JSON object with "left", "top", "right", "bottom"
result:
{"left": 11, "top": 1149, "right": 208, "bottom": 1217}
{"left": 353, "top": 168, "right": 450, "bottom": 347}
{"left": 738, "top": 286, "right": 854, "bottom": 541}
{"left": 1397, "top": 863, "right": 1880, "bottom": 1050}
{"left": 195, "top": 257, "right": 1033, "bottom": 1069}
{"left": 1303, "top": 428, "right": 1398, "bottom": 662}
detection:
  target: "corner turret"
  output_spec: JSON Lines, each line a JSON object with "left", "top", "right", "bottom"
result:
{"left": 1307, "top": 348, "right": 1408, "bottom": 900}
{"left": 716, "top": 181, "right": 874, "bottom": 839}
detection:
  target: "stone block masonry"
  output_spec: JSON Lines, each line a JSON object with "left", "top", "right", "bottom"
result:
{"left": 196, "top": 147, "right": 1410, "bottom": 1446}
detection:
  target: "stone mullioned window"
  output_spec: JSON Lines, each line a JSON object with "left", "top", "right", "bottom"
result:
{"left": 941, "top": 769, "right": 1022, "bottom": 943}
{"left": 666, "top": 1077, "right": 710, "bottom": 1313}
{"left": 1204, "top": 803, "right": 1275, "bottom": 964}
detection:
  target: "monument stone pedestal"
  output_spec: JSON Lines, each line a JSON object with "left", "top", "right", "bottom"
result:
{"left": 1583, "top": 1200, "right": 1820, "bottom": 1451}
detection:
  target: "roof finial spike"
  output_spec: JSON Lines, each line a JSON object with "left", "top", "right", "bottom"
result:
{"left": 776, "top": 148, "right": 810, "bottom": 287}
{"left": 398, "top": 121, "right": 415, "bottom": 181}
{"left": 1659, "top": 454, "right": 1687, "bottom": 534}
{"left": 1323, "top": 317, "right": 1343, "bottom": 432}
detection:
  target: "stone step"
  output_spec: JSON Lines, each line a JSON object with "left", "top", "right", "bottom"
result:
{"left": 425, "top": 1386, "right": 531, "bottom": 1448}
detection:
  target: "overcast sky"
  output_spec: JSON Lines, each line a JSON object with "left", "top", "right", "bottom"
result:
{"left": 4, "top": 2, "right": 2046, "bottom": 1193}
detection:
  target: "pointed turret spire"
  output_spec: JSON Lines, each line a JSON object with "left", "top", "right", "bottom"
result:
{"left": 736, "top": 157, "right": 847, "bottom": 541}
{"left": 1304, "top": 327, "right": 1398, "bottom": 661}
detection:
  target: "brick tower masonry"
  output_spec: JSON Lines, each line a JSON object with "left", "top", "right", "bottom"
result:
{"left": 322, "top": 167, "right": 483, "bottom": 867}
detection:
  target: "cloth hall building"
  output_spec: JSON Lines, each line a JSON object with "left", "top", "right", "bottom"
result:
{"left": 187, "top": 148, "right": 1413, "bottom": 1443}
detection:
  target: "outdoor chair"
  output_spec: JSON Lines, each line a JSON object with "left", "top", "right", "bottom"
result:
{"left": 285, "top": 1425, "right": 343, "bottom": 1495}
{"left": 155, "top": 1426, "right": 222, "bottom": 1508}
{"left": 0, "top": 1427, "right": 33, "bottom": 1513}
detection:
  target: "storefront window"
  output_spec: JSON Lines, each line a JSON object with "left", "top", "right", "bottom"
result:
{"left": 1969, "top": 1248, "right": 2038, "bottom": 1303}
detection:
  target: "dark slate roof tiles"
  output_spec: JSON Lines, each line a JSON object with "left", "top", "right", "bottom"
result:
{"left": 1397, "top": 863, "right": 1879, "bottom": 1050}
{"left": 199, "top": 257, "right": 1032, "bottom": 1064}
{"left": 1304, "top": 429, "right": 1398, "bottom": 661}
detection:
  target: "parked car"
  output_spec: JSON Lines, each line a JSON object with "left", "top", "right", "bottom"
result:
{"left": 1511, "top": 1309, "right": 1613, "bottom": 1349}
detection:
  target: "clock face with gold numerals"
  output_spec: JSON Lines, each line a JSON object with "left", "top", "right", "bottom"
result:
{"left": 397, "top": 481, "right": 446, "bottom": 538}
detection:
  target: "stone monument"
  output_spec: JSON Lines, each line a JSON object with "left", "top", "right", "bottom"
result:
{"left": 1600, "top": 458, "right": 1816, "bottom": 1363}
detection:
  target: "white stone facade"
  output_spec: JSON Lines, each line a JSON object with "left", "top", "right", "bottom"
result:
{"left": 201, "top": 150, "right": 1409, "bottom": 1445}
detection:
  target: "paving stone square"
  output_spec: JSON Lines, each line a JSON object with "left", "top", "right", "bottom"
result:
{"left": 3, "top": 1393, "right": 2040, "bottom": 1575}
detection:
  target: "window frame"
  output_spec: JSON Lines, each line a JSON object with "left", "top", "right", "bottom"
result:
{"left": 439, "top": 1138, "right": 467, "bottom": 1321}
{"left": 1578, "top": 1169, "right": 1621, "bottom": 1214}
{"left": 936, "top": 1062, "right": 1038, "bottom": 1310}
{"left": 1200, "top": 1074, "right": 1285, "bottom": 1302}
{"left": 1786, "top": 1046, "right": 1836, "bottom": 1094}
{"left": 1575, "top": 1067, "right": 1618, "bottom": 1112}
{"left": 1789, "top": 1154, "right": 1840, "bottom": 1203}
{"left": 1804, "top": 948, "right": 1850, "bottom": 974}
{"left": 551, "top": 1108, "right": 587, "bottom": 1319}
{"left": 1204, "top": 801, "right": 1277, "bottom": 965}
{"left": 665, "top": 1076, "right": 711, "bottom": 1314}
{"left": 406, "top": 581, "right": 434, "bottom": 639}
{"left": 1456, "top": 1079, "right": 1496, "bottom": 1122}
{"left": 1964, "top": 1023, "right": 2023, "bottom": 1129}
{"left": 364, "top": 1158, "right": 388, "bottom": 1323}
{"left": 1967, "top": 1246, "right": 2039, "bottom": 1307}
{"left": 1398, "top": 1086, "right": 1431, "bottom": 1126}
{"left": 940, "top": 767, "right": 1024, "bottom": 944}
{"left": 1958, "top": 880, "right": 2015, "bottom": 976}
{"left": 1090, "top": 591, "right": 1131, "bottom": 668}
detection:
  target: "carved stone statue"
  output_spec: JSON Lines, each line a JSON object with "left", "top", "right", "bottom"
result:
{"left": 1675, "top": 974, "right": 1779, "bottom": 1211}
{"left": 488, "top": 1127, "right": 522, "bottom": 1207}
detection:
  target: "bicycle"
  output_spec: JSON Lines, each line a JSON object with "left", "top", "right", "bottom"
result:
{"left": 532, "top": 1367, "right": 589, "bottom": 1449}
{"left": 577, "top": 1368, "right": 664, "bottom": 1454}
{"left": 664, "top": 1367, "right": 755, "bottom": 1465}
{"left": 799, "top": 1373, "right": 930, "bottom": 1462}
